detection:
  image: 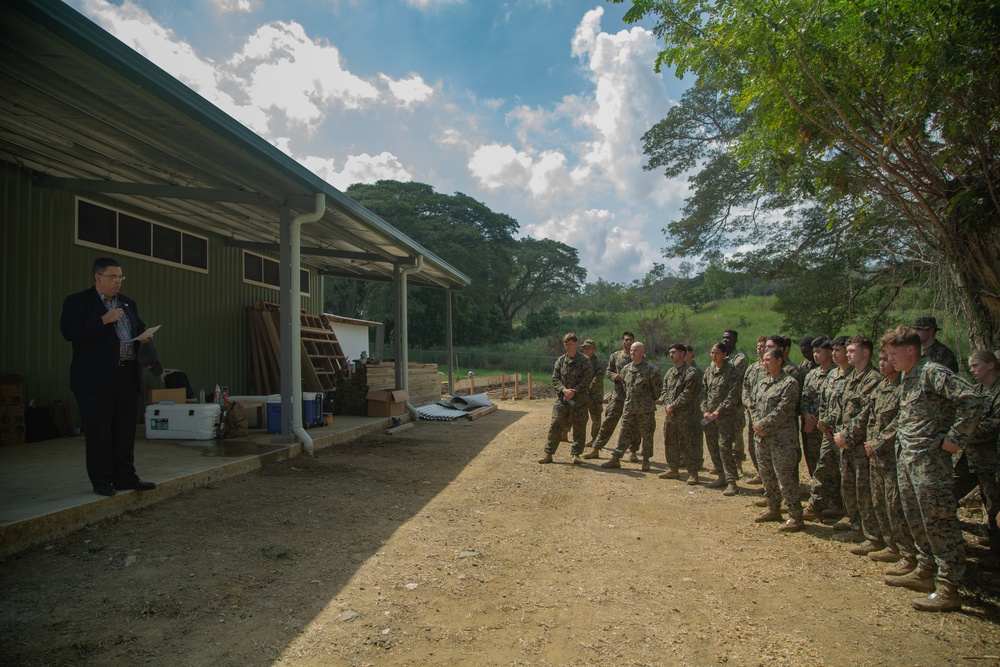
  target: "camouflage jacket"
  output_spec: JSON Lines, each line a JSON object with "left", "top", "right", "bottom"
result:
{"left": 867, "top": 375, "right": 901, "bottom": 467}
{"left": 799, "top": 359, "right": 818, "bottom": 376}
{"left": 605, "top": 349, "right": 631, "bottom": 400}
{"left": 837, "top": 364, "right": 882, "bottom": 448}
{"left": 701, "top": 362, "right": 741, "bottom": 420}
{"left": 750, "top": 371, "right": 799, "bottom": 439}
{"left": 742, "top": 360, "right": 766, "bottom": 410}
{"left": 551, "top": 352, "right": 595, "bottom": 406}
{"left": 818, "top": 365, "right": 853, "bottom": 429}
{"left": 621, "top": 359, "right": 663, "bottom": 416}
{"left": 661, "top": 362, "right": 701, "bottom": 422}
{"left": 966, "top": 380, "right": 1000, "bottom": 473}
{"left": 726, "top": 349, "right": 749, "bottom": 380}
{"left": 896, "top": 357, "right": 984, "bottom": 460}
{"left": 922, "top": 339, "right": 959, "bottom": 374}
{"left": 799, "top": 364, "right": 835, "bottom": 418}
{"left": 584, "top": 353, "right": 605, "bottom": 402}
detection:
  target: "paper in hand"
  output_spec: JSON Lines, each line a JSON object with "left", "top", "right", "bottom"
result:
{"left": 128, "top": 325, "right": 161, "bottom": 342}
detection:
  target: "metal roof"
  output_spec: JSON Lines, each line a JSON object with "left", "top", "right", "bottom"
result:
{"left": 0, "top": 0, "right": 470, "bottom": 290}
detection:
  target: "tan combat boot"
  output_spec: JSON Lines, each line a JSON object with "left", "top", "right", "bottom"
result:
{"left": 778, "top": 515, "right": 805, "bottom": 533}
{"left": 686, "top": 472, "right": 700, "bottom": 486}
{"left": 537, "top": 453, "right": 554, "bottom": 464}
{"left": 868, "top": 547, "right": 902, "bottom": 563}
{"left": 723, "top": 482, "right": 739, "bottom": 497}
{"left": 600, "top": 455, "right": 622, "bottom": 469}
{"left": 912, "top": 582, "right": 962, "bottom": 612}
{"left": 884, "top": 557, "right": 918, "bottom": 576}
{"left": 658, "top": 466, "right": 680, "bottom": 479}
{"left": 885, "top": 564, "right": 935, "bottom": 592}
{"left": 706, "top": 477, "right": 727, "bottom": 489}
{"left": 850, "top": 540, "right": 886, "bottom": 556}
{"left": 801, "top": 503, "right": 823, "bottom": 522}
{"left": 754, "top": 508, "right": 783, "bottom": 523}
{"left": 641, "top": 456, "right": 651, "bottom": 472}
{"left": 582, "top": 447, "right": 601, "bottom": 459}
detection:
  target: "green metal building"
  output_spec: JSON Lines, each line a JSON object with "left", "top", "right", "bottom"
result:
{"left": 0, "top": 0, "right": 469, "bottom": 434}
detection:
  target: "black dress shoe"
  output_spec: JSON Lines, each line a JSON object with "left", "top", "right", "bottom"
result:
{"left": 94, "top": 483, "right": 116, "bottom": 496}
{"left": 115, "top": 479, "right": 156, "bottom": 491}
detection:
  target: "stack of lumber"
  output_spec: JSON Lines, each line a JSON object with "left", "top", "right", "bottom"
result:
{"left": 247, "top": 302, "right": 347, "bottom": 395}
{"left": 334, "top": 362, "right": 441, "bottom": 416}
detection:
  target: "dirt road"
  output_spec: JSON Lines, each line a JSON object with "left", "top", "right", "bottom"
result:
{"left": 2, "top": 400, "right": 999, "bottom": 666}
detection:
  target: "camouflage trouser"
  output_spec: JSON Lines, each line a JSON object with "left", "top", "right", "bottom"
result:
{"left": 952, "top": 452, "right": 1000, "bottom": 558}
{"left": 664, "top": 417, "right": 703, "bottom": 474}
{"left": 704, "top": 417, "right": 739, "bottom": 481}
{"left": 545, "top": 400, "right": 589, "bottom": 456}
{"left": 897, "top": 448, "right": 966, "bottom": 587}
{"left": 870, "top": 460, "right": 917, "bottom": 559}
{"left": 611, "top": 411, "right": 656, "bottom": 459}
{"left": 592, "top": 396, "right": 625, "bottom": 450}
{"left": 801, "top": 426, "right": 822, "bottom": 477}
{"left": 808, "top": 433, "right": 843, "bottom": 510}
{"left": 587, "top": 399, "right": 603, "bottom": 441}
{"left": 756, "top": 433, "right": 802, "bottom": 515}
{"left": 735, "top": 408, "right": 747, "bottom": 461}
{"left": 840, "top": 445, "right": 881, "bottom": 542}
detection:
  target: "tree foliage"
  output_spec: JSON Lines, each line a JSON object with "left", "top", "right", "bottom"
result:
{"left": 615, "top": 0, "right": 1000, "bottom": 346}
{"left": 324, "top": 181, "right": 587, "bottom": 346}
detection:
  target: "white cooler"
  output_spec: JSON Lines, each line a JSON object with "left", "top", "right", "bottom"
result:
{"left": 145, "top": 403, "right": 221, "bottom": 440}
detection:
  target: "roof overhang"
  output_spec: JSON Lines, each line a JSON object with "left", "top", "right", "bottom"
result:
{"left": 0, "top": 0, "right": 470, "bottom": 291}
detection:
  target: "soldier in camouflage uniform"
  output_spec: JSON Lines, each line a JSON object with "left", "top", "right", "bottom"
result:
{"left": 807, "top": 336, "right": 852, "bottom": 520}
{"left": 600, "top": 342, "right": 662, "bottom": 471}
{"left": 864, "top": 346, "right": 918, "bottom": 571}
{"left": 751, "top": 348, "right": 804, "bottom": 532}
{"left": 799, "top": 336, "right": 835, "bottom": 479}
{"left": 722, "top": 330, "right": 749, "bottom": 465}
{"left": 580, "top": 339, "right": 605, "bottom": 445}
{"left": 883, "top": 327, "right": 984, "bottom": 612}
{"left": 658, "top": 343, "right": 703, "bottom": 484}
{"left": 741, "top": 336, "right": 769, "bottom": 482}
{"left": 583, "top": 332, "right": 635, "bottom": 459}
{"left": 538, "top": 333, "right": 595, "bottom": 465}
{"left": 952, "top": 350, "right": 1000, "bottom": 561}
{"left": 799, "top": 335, "right": 818, "bottom": 376}
{"left": 911, "top": 316, "right": 959, "bottom": 373}
{"left": 833, "top": 336, "right": 884, "bottom": 552}
{"left": 702, "top": 342, "right": 742, "bottom": 495}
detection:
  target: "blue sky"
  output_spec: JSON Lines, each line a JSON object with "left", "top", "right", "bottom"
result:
{"left": 67, "top": 0, "right": 693, "bottom": 284}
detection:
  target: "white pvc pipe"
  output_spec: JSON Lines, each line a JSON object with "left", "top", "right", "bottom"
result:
{"left": 399, "top": 255, "right": 424, "bottom": 420}
{"left": 291, "top": 193, "right": 326, "bottom": 453}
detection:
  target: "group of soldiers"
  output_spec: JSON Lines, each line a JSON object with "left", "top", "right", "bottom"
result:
{"left": 539, "top": 319, "right": 1000, "bottom": 613}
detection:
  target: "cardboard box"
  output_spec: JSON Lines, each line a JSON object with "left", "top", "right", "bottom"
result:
{"left": 0, "top": 375, "right": 25, "bottom": 406}
{"left": 0, "top": 404, "right": 26, "bottom": 445}
{"left": 365, "top": 388, "right": 409, "bottom": 417}
{"left": 149, "top": 388, "right": 187, "bottom": 404}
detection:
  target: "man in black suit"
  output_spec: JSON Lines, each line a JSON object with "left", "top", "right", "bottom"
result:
{"left": 60, "top": 257, "right": 156, "bottom": 496}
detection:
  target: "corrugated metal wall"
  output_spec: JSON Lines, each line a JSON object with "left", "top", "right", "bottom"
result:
{"left": 0, "top": 160, "right": 322, "bottom": 418}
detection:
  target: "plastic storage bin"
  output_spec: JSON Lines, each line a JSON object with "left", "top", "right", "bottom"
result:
{"left": 302, "top": 392, "right": 320, "bottom": 428}
{"left": 145, "top": 403, "right": 221, "bottom": 440}
{"left": 266, "top": 394, "right": 282, "bottom": 434}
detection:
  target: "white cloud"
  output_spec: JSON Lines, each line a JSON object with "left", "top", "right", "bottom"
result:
{"left": 524, "top": 208, "right": 658, "bottom": 280}
{"left": 209, "top": 0, "right": 256, "bottom": 13}
{"left": 379, "top": 73, "right": 435, "bottom": 107}
{"left": 299, "top": 152, "right": 413, "bottom": 191}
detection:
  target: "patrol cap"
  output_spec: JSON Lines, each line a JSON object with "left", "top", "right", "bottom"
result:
{"left": 582, "top": 338, "right": 596, "bottom": 348}
{"left": 911, "top": 316, "right": 939, "bottom": 330}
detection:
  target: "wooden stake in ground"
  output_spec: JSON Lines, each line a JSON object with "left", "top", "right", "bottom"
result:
{"left": 527, "top": 373, "right": 533, "bottom": 400}
{"left": 514, "top": 374, "right": 520, "bottom": 400}
{"left": 501, "top": 374, "right": 507, "bottom": 400}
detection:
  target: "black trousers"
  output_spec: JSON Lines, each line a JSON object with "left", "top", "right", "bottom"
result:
{"left": 75, "top": 362, "right": 140, "bottom": 488}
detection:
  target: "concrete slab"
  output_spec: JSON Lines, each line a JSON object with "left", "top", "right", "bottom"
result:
{"left": 0, "top": 415, "right": 394, "bottom": 557}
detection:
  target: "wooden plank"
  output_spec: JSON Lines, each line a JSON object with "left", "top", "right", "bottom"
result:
{"left": 465, "top": 405, "right": 498, "bottom": 421}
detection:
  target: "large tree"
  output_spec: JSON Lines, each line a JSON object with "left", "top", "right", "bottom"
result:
{"left": 615, "top": 0, "right": 1000, "bottom": 347}
{"left": 497, "top": 237, "right": 587, "bottom": 332}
